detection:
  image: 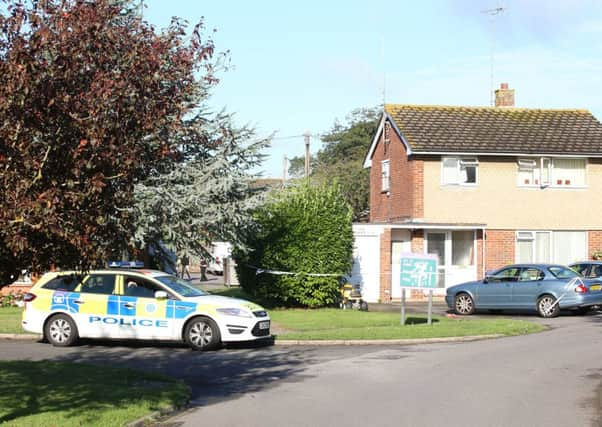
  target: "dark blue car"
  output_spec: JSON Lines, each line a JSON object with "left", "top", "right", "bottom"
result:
{"left": 445, "top": 264, "right": 602, "bottom": 318}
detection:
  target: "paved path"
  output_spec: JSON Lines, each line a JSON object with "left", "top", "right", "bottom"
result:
{"left": 1, "top": 311, "right": 600, "bottom": 427}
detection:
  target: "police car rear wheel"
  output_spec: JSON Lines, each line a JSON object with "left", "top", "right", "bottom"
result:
{"left": 45, "top": 314, "right": 78, "bottom": 347}
{"left": 185, "top": 317, "right": 221, "bottom": 351}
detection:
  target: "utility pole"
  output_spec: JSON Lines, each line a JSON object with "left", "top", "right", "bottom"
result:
{"left": 282, "top": 155, "right": 287, "bottom": 184}
{"left": 304, "top": 130, "right": 311, "bottom": 178}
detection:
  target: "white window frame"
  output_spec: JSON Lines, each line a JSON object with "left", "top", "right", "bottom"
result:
{"left": 441, "top": 157, "right": 479, "bottom": 186}
{"left": 425, "top": 230, "right": 477, "bottom": 289}
{"left": 541, "top": 158, "right": 551, "bottom": 186}
{"left": 551, "top": 158, "right": 587, "bottom": 188}
{"left": 515, "top": 230, "right": 589, "bottom": 264}
{"left": 381, "top": 160, "right": 390, "bottom": 192}
{"left": 425, "top": 231, "right": 478, "bottom": 267}
{"left": 515, "top": 231, "right": 552, "bottom": 263}
{"left": 517, "top": 157, "right": 587, "bottom": 189}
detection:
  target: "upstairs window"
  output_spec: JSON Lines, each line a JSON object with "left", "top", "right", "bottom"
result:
{"left": 517, "top": 159, "right": 542, "bottom": 186}
{"left": 381, "top": 160, "right": 390, "bottom": 192}
{"left": 553, "top": 159, "right": 586, "bottom": 187}
{"left": 517, "top": 158, "right": 585, "bottom": 187}
{"left": 442, "top": 157, "right": 478, "bottom": 185}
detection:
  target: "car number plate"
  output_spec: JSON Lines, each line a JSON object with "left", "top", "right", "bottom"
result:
{"left": 590, "top": 284, "right": 601, "bottom": 291}
{"left": 259, "top": 321, "right": 270, "bottom": 330}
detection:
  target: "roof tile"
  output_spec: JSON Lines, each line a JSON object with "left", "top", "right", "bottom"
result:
{"left": 385, "top": 104, "right": 602, "bottom": 155}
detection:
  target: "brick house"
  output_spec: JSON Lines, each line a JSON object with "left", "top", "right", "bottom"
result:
{"left": 354, "top": 84, "right": 602, "bottom": 302}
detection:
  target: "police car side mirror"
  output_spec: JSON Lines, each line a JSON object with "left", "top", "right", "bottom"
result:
{"left": 154, "top": 291, "right": 168, "bottom": 300}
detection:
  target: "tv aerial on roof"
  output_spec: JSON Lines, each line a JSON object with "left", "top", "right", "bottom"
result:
{"left": 481, "top": 2, "right": 507, "bottom": 106}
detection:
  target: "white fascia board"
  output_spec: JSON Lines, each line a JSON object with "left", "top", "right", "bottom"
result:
{"left": 363, "top": 114, "right": 385, "bottom": 168}
{"left": 414, "top": 224, "right": 487, "bottom": 230}
{"left": 386, "top": 113, "right": 412, "bottom": 155}
{"left": 413, "top": 151, "right": 602, "bottom": 158}
{"left": 363, "top": 112, "right": 413, "bottom": 168}
{"left": 358, "top": 222, "right": 486, "bottom": 230}
{"left": 389, "top": 224, "right": 487, "bottom": 230}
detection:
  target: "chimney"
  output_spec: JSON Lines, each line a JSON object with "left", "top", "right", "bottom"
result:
{"left": 495, "top": 82, "right": 515, "bottom": 107}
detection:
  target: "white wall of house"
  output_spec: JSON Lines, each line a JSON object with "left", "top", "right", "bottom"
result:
{"left": 423, "top": 157, "right": 602, "bottom": 230}
{"left": 348, "top": 224, "right": 383, "bottom": 303}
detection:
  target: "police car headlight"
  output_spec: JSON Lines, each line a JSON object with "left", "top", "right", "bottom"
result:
{"left": 216, "top": 308, "right": 253, "bottom": 318}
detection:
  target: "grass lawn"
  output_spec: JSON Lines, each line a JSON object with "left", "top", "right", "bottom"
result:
{"left": 0, "top": 307, "right": 25, "bottom": 334}
{"left": 270, "top": 309, "right": 544, "bottom": 340}
{"left": 0, "top": 361, "right": 189, "bottom": 427}
{"left": 2, "top": 289, "right": 544, "bottom": 340}
{"left": 207, "top": 288, "right": 545, "bottom": 340}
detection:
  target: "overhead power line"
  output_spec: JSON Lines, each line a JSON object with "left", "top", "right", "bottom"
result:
{"left": 271, "top": 133, "right": 323, "bottom": 141}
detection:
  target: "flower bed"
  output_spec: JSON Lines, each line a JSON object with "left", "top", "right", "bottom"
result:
{"left": 0, "top": 287, "right": 27, "bottom": 307}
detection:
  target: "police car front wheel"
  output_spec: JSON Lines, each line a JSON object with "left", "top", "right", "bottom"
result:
{"left": 185, "top": 316, "right": 221, "bottom": 351}
{"left": 45, "top": 314, "right": 79, "bottom": 347}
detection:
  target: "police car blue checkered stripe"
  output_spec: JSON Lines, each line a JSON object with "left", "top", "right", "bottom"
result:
{"left": 167, "top": 300, "right": 197, "bottom": 319}
{"left": 51, "top": 291, "right": 81, "bottom": 313}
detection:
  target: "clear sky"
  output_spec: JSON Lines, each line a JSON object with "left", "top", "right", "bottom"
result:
{"left": 143, "top": 0, "right": 602, "bottom": 178}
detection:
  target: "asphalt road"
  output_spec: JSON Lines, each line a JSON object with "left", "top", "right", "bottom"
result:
{"left": 0, "top": 312, "right": 600, "bottom": 427}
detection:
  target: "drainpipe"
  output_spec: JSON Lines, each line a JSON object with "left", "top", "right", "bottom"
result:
{"left": 482, "top": 228, "right": 486, "bottom": 279}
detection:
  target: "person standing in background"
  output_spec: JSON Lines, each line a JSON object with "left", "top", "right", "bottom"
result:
{"left": 180, "top": 254, "right": 191, "bottom": 280}
{"left": 200, "top": 257, "right": 208, "bottom": 281}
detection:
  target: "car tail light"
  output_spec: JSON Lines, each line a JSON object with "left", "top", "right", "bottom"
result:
{"left": 215, "top": 257, "right": 221, "bottom": 264}
{"left": 23, "top": 293, "right": 37, "bottom": 302}
{"left": 575, "top": 284, "right": 587, "bottom": 294}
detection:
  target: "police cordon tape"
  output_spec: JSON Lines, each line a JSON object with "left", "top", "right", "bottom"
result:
{"left": 247, "top": 264, "right": 342, "bottom": 277}
{"left": 247, "top": 265, "right": 446, "bottom": 279}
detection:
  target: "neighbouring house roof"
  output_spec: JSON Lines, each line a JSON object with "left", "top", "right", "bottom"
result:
{"left": 365, "top": 104, "right": 602, "bottom": 166}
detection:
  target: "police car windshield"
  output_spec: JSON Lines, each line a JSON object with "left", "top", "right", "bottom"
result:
{"left": 156, "top": 276, "right": 207, "bottom": 297}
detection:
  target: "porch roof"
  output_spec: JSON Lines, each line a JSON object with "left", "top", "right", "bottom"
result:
{"left": 359, "top": 221, "right": 487, "bottom": 230}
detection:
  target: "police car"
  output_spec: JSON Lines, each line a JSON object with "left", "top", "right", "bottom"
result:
{"left": 21, "top": 266, "right": 270, "bottom": 351}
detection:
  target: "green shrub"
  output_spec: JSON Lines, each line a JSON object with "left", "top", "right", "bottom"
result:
{"left": 235, "top": 182, "right": 353, "bottom": 308}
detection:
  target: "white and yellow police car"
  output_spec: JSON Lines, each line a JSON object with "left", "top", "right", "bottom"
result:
{"left": 22, "top": 267, "right": 270, "bottom": 350}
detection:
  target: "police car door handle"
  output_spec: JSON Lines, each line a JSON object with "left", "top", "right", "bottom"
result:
{"left": 123, "top": 303, "right": 135, "bottom": 308}
{"left": 73, "top": 300, "right": 84, "bottom": 304}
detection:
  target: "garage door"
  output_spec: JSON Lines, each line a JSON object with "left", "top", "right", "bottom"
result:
{"left": 348, "top": 235, "right": 380, "bottom": 303}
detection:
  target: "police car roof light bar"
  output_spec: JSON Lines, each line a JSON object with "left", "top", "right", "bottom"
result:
{"left": 108, "top": 261, "right": 145, "bottom": 268}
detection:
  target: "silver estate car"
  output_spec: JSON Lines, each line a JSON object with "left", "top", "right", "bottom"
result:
{"left": 570, "top": 261, "right": 602, "bottom": 279}
{"left": 445, "top": 264, "right": 602, "bottom": 318}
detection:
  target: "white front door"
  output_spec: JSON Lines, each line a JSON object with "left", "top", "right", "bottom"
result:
{"left": 426, "top": 230, "right": 477, "bottom": 294}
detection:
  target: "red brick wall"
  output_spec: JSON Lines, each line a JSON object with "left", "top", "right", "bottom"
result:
{"left": 379, "top": 228, "right": 392, "bottom": 302}
{"left": 369, "top": 121, "right": 424, "bottom": 221}
{"left": 485, "top": 230, "right": 515, "bottom": 271}
{"left": 411, "top": 158, "right": 424, "bottom": 218}
{"left": 588, "top": 231, "right": 602, "bottom": 259}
